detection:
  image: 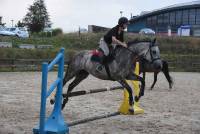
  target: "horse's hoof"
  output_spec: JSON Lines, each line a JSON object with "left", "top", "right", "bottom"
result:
{"left": 135, "top": 96, "right": 139, "bottom": 102}
{"left": 139, "top": 91, "right": 144, "bottom": 97}
{"left": 61, "top": 98, "right": 69, "bottom": 110}
{"left": 50, "top": 99, "right": 55, "bottom": 105}
{"left": 61, "top": 102, "right": 66, "bottom": 110}
{"left": 129, "top": 108, "right": 134, "bottom": 114}
{"left": 61, "top": 104, "right": 65, "bottom": 110}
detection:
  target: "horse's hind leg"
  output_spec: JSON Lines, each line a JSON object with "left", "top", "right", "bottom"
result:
{"left": 50, "top": 66, "right": 76, "bottom": 105}
{"left": 62, "top": 70, "right": 89, "bottom": 110}
{"left": 118, "top": 80, "right": 134, "bottom": 113}
{"left": 63, "top": 64, "right": 77, "bottom": 87}
{"left": 162, "top": 60, "right": 173, "bottom": 89}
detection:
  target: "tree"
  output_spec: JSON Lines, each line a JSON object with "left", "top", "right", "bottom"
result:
{"left": 23, "top": 0, "right": 51, "bottom": 33}
{"left": 16, "top": 21, "right": 25, "bottom": 27}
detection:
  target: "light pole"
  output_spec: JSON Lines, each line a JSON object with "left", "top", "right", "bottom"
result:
{"left": 120, "top": 11, "right": 123, "bottom": 17}
{"left": 11, "top": 19, "right": 14, "bottom": 27}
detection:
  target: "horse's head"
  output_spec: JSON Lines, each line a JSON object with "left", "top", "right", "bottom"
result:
{"left": 127, "top": 38, "right": 162, "bottom": 70}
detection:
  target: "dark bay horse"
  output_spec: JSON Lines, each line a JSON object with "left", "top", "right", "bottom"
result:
{"left": 52, "top": 39, "right": 162, "bottom": 113}
{"left": 139, "top": 59, "right": 173, "bottom": 90}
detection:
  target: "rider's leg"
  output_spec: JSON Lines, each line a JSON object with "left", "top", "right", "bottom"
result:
{"left": 96, "top": 38, "right": 109, "bottom": 71}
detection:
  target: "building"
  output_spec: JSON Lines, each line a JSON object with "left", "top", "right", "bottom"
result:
{"left": 128, "top": 1, "right": 200, "bottom": 36}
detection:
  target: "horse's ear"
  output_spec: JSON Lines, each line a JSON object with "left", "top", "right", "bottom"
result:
{"left": 152, "top": 38, "right": 156, "bottom": 45}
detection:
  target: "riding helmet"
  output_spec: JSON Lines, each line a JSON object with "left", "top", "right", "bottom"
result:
{"left": 118, "top": 17, "right": 129, "bottom": 26}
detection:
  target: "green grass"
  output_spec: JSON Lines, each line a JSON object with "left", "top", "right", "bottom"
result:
{"left": 0, "top": 32, "right": 200, "bottom": 72}
{"left": 0, "top": 32, "right": 200, "bottom": 59}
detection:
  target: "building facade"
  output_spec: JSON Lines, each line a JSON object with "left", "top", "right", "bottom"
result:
{"left": 128, "top": 1, "right": 200, "bottom": 36}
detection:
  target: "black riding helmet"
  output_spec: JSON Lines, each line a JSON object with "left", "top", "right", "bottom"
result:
{"left": 118, "top": 17, "right": 129, "bottom": 26}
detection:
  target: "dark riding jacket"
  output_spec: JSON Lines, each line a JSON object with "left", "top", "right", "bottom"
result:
{"left": 104, "top": 25, "right": 124, "bottom": 46}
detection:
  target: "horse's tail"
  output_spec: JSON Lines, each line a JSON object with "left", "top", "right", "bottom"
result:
{"left": 162, "top": 60, "right": 174, "bottom": 88}
{"left": 63, "top": 59, "right": 71, "bottom": 86}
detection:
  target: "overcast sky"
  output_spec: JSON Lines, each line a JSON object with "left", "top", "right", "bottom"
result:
{"left": 0, "top": 0, "right": 194, "bottom": 32}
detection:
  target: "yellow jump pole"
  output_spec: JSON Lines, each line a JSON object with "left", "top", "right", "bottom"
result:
{"left": 119, "top": 62, "right": 144, "bottom": 115}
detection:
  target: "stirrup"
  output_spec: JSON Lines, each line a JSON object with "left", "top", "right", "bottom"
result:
{"left": 96, "top": 64, "right": 103, "bottom": 72}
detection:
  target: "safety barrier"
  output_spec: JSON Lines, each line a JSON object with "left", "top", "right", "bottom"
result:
{"left": 68, "top": 112, "right": 120, "bottom": 127}
{"left": 33, "top": 48, "right": 68, "bottom": 134}
{"left": 67, "top": 86, "right": 122, "bottom": 97}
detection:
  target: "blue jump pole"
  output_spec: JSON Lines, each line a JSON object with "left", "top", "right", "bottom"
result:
{"left": 33, "top": 48, "right": 69, "bottom": 134}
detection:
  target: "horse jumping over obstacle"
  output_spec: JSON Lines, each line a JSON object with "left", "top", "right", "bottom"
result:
{"left": 139, "top": 59, "right": 173, "bottom": 90}
{"left": 33, "top": 44, "right": 161, "bottom": 134}
{"left": 57, "top": 38, "right": 162, "bottom": 112}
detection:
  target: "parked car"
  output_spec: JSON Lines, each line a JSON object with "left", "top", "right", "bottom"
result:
{"left": 139, "top": 28, "right": 155, "bottom": 35}
{"left": 6, "top": 27, "right": 29, "bottom": 38}
{"left": 0, "top": 26, "right": 16, "bottom": 36}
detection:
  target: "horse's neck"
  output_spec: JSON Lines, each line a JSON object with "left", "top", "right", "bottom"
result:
{"left": 114, "top": 48, "right": 134, "bottom": 68}
{"left": 113, "top": 42, "right": 149, "bottom": 67}
{"left": 129, "top": 42, "right": 149, "bottom": 56}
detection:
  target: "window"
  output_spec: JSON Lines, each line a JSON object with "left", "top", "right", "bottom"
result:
{"left": 170, "top": 12, "right": 176, "bottom": 25}
{"left": 176, "top": 10, "right": 182, "bottom": 25}
{"left": 196, "top": 9, "right": 200, "bottom": 25}
{"left": 163, "top": 13, "right": 169, "bottom": 24}
{"left": 189, "top": 9, "right": 196, "bottom": 25}
{"left": 157, "top": 14, "right": 163, "bottom": 25}
{"left": 147, "top": 17, "right": 152, "bottom": 25}
{"left": 151, "top": 16, "right": 157, "bottom": 25}
{"left": 182, "top": 10, "right": 189, "bottom": 25}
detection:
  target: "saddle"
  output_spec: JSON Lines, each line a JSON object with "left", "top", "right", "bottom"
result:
{"left": 90, "top": 48, "right": 115, "bottom": 64}
{"left": 90, "top": 48, "right": 115, "bottom": 80}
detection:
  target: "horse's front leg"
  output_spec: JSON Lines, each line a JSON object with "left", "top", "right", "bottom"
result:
{"left": 150, "top": 72, "right": 158, "bottom": 90}
{"left": 126, "top": 72, "right": 145, "bottom": 102}
{"left": 118, "top": 80, "right": 134, "bottom": 113}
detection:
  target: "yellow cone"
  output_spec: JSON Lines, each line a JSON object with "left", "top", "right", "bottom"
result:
{"left": 119, "top": 62, "right": 144, "bottom": 115}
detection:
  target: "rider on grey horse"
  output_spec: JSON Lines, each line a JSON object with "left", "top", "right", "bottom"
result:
{"left": 97, "top": 17, "right": 129, "bottom": 71}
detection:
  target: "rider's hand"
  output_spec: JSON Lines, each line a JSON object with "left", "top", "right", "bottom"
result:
{"left": 122, "top": 43, "right": 127, "bottom": 48}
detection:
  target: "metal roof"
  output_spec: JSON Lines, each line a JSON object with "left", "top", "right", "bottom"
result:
{"left": 130, "top": 0, "right": 200, "bottom": 22}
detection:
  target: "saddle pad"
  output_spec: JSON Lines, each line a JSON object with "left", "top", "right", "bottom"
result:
{"left": 90, "top": 50, "right": 103, "bottom": 62}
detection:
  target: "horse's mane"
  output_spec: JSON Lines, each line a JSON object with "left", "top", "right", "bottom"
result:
{"left": 127, "top": 38, "right": 153, "bottom": 47}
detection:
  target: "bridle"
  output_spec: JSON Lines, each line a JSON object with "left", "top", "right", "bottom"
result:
{"left": 126, "top": 41, "right": 161, "bottom": 64}
{"left": 144, "top": 42, "right": 160, "bottom": 64}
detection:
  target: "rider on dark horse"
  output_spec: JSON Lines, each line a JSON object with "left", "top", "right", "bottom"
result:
{"left": 97, "top": 17, "right": 129, "bottom": 71}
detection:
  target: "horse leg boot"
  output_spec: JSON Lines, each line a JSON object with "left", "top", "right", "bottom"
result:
{"left": 118, "top": 80, "right": 134, "bottom": 113}
{"left": 126, "top": 73, "right": 145, "bottom": 102}
{"left": 62, "top": 70, "right": 89, "bottom": 110}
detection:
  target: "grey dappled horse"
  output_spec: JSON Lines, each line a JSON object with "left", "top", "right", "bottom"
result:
{"left": 54, "top": 39, "right": 162, "bottom": 112}
{"left": 139, "top": 59, "right": 173, "bottom": 90}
